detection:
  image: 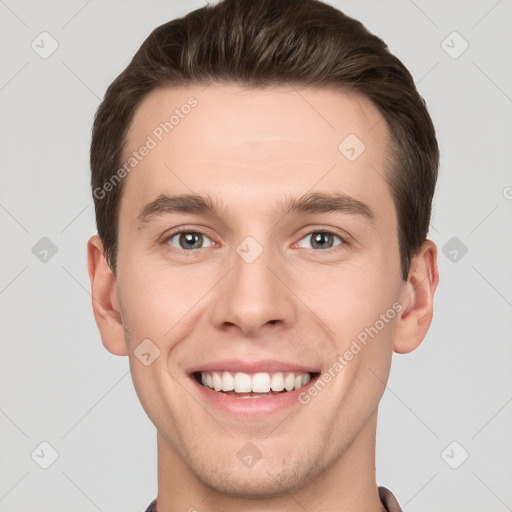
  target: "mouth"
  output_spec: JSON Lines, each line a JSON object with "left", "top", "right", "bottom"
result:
{"left": 186, "top": 359, "right": 322, "bottom": 416}
{"left": 192, "top": 370, "right": 320, "bottom": 399}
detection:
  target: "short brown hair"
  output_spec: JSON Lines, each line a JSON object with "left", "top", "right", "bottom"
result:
{"left": 90, "top": 0, "right": 439, "bottom": 280}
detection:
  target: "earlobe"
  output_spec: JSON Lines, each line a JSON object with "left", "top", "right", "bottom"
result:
{"left": 393, "top": 239, "right": 439, "bottom": 354}
{"left": 87, "top": 235, "right": 128, "bottom": 356}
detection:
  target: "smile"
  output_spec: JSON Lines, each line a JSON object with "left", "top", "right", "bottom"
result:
{"left": 187, "top": 359, "right": 321, "bottom": 415}
{"left": 196, "top": 371, "right": 314, "bottom": 397}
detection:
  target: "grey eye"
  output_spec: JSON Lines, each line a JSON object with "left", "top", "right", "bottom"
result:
{"left": 167, "top": 232, "right": 213, "bottom": 250}
{"left": 296, "top": 231, "right": 343, "bottom": 250}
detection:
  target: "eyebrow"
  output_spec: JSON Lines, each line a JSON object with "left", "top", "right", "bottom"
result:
{"left": 136, "top": 191, "right": 376, "bottom": 229}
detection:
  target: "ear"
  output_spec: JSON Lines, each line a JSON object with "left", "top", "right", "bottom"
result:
{"left": 394, "top": 239, "right": 439, "bottom": 354}
{"left": 87, "top": 235, "right": 127, "bottom": 356}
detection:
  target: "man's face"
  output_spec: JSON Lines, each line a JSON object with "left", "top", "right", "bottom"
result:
{"left": 112, "top": 84, "right": 407, "bottom": 495}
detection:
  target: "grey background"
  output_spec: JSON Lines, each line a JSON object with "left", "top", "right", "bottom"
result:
{"left": 1, "top": 1, "right": 511, "bottom": 511}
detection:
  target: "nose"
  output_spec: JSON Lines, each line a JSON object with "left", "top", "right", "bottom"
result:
{"left": 210, "top": 241, "right": 297, "bottom": 337}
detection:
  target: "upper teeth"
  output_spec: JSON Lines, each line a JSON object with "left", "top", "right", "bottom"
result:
{"left": 200, "top": 371, "right": 311, "bottom": 393}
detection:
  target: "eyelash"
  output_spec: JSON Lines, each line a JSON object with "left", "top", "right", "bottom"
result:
{"left": 162, "top": 228, "right": 348, "bottom": 254}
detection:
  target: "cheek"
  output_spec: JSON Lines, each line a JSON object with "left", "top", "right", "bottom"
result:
{"left": 117, "top": 255, "right": 215, "bottom": 353}
{"left": 293, "top": 258, "right": 399, "bottom": 338}
{"left": 117, "top": 267, "right": 175, "bottom": 345}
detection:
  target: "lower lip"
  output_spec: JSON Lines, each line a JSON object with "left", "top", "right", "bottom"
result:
{"left": 191, "top": 376, "right": 317, "bottom": 416}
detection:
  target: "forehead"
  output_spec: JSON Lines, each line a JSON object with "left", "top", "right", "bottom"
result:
{"left": 121, "top": 83, "right": 394, "bottom": 226}
{"left": 126, "top": 83, "right": 387, "bottom": 157}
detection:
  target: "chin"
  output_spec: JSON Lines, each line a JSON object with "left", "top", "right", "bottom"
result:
{"left": 190, "top": 453, "right": 318, "bottom": 499}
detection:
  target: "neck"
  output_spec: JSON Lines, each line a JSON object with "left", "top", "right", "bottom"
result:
{"left": 155, "top": 410, "right": 386, "bottom": 512}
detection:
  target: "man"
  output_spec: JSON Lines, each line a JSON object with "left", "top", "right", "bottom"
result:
{"left": 87, "top": 0, "right": 439, "bottom": 510}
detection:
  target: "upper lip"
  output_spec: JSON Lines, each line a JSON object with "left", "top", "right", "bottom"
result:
{"left": 186, "top": 359, "right": 320, "bottom": 375}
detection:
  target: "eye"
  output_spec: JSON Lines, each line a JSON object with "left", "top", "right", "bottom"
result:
{"left": 296, "top": 230, "right": 345, "bottom": 251}
{"left": 165, "top": 231, "right": 214, "bottom": 250}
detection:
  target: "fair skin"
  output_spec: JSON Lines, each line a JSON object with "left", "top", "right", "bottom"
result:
{"left": 88, "top": 84, "right": 438, "bottom": 512}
